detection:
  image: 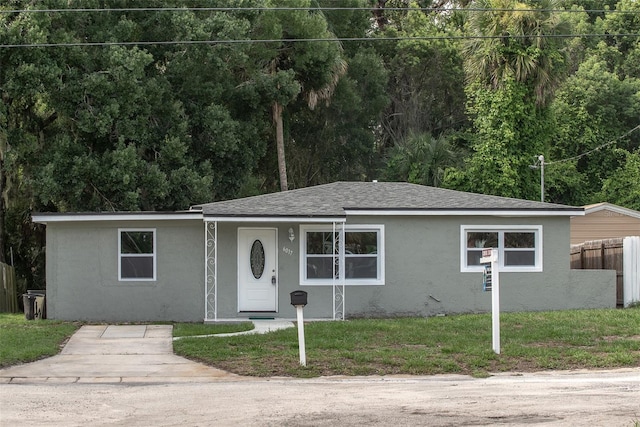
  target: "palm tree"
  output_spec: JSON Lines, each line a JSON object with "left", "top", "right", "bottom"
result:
{"left": 257, "top": 0, "right": 347, "bottom": 192}
{"left": 271, "top": 55, "right": 347, "bottom": 192}
{"left": 463, "top": 0, "right": 571, "bottom": 106}
{"left": 385, "top": 132, "right": 460, "bottom": 187}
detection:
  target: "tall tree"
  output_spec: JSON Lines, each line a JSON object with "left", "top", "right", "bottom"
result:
{"left": 547, "top": 0, "right": 640, "bottom": 205}
{"left": 373, "top": 1, "right": 467, "bottom": 148}
{"left": 549, "top": 56, "right": 640, "bottom": 204}
{"left": 251, "top": 0, "right": 345, "bottom": 191}
{"left": 445, "top": 0, "right": 571, "bottom": 199}
{"left": 282, "top": 0, "right": 389, "bottom": 187}
{"left": 0, "top": 0, "right": 275, "bottom": 289}
{"left": 463, "top": 0, "right": 570, "bottom": 107}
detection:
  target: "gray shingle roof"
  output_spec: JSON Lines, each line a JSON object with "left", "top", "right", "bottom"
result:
{"left": 193, "top": 182, "right": 581, "bottom": 218}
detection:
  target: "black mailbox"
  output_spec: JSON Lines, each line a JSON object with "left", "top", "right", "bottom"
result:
{"left": 290, "top": 290, "right": 308, "bottom": 307}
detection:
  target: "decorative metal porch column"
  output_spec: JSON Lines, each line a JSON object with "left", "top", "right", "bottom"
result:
{"left": 205, "top": 221, "right": 217, "bottom": 320}
{"left": 332, "top": 221, "right": 346, "bottom": 320}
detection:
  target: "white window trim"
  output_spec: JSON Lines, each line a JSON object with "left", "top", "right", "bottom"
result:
{"left": 299, "top": 224, "right": 385, "bottom": 286}
{"left": 460, "top": 225, "right": 543, "bottom": 273}
{"left": 118, "top": 228, "right": 157, "bottom": 281}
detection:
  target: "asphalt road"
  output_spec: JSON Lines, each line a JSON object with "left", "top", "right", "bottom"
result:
{"left": 2, "top": 369, "right": 639, "bottom": 426}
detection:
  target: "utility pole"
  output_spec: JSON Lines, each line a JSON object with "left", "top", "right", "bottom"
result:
{"left": 530, "top": 155, "right": 545, "bottom": 203}
{"left": 538, "top": 155, "right": 544, "bottom": 203}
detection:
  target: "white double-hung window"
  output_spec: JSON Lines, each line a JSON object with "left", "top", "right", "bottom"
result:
{"left": 118, "top": 229, "right": 156, "bottom": 281}
{"left": 461, "top": 225, "right": 542, "bottom": 272}
{"left": 300, "top": 225, "right": 384, "bottom": 285}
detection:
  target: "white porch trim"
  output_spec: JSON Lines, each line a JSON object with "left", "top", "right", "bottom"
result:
{"left": 204, "top": 216, "right": 346, "bottom": 223}
{"left": 205, "top": 221, "right": 217, "bottom": 321}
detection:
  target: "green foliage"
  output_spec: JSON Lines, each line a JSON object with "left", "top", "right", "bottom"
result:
{"left": 453, "top": 0, "right": 571, "bottom": 200}
{"left": 598, "top": 150, "right": 640, "bottom": 210}
{"left": 550, "top": 56, "right": 640, "bottom": 204}
{"left": 375, "top": 2, "right": 467, "bottom": 148}
{"left": 3, "top": 0, "right": 640, "bottom": 288}
{"left": 384, "top": 132, "right": 460, "bottom": 186}
{"left": 445, "top": 81, "right": 553, "bottom": 199}
{"left": 463, "top": 0, "right": 571, "bottom": 107}
{"left": 287, "top": 47, "right": 389, "bottom": 187}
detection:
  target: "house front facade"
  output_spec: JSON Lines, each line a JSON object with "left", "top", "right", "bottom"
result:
{"left": 33, "top": 182, "right": 616, "bottom": 322}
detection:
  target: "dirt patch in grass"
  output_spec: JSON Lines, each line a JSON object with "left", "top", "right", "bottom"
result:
{"left": 601, "top": 335, "right": 640, "bottom": 342}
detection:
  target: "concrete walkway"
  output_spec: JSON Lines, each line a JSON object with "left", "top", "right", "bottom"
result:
{"left": 0, "top": 320, "right": 293, "bottom": 384}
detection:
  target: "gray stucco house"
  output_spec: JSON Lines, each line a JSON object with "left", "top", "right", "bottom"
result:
{"left": 32, "top": 181, "right": 616, "bottom": 322}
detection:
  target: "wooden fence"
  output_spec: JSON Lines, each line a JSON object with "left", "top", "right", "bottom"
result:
{"left": 0, "top": 262, "right": 18, "bottom": 313}
{"left": 570, "top": 237, "right": 640, "bottom": 307}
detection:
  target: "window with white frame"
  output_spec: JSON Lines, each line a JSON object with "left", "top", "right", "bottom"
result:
{"left": 461, "top": 225, "right": 542, "bottom": 272}
{"left": 300, "top": 225, "right": 384, "bottom": 285}
{"left": 119, "top": 229, "right": 156, "bottom": 281}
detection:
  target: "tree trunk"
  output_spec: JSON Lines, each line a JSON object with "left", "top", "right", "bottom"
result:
{"left": 272, "top": 101, "right": 288, "bottom": 192}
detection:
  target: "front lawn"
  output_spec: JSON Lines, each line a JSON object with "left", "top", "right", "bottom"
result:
{"left": 173, "top": 309, "right": 640, "bottom": 378}
{"left": 3, "top": 309, "right": 639, "bottom": 378}
{"left": 0, "top": 313, "right": 79, "bottom": 368}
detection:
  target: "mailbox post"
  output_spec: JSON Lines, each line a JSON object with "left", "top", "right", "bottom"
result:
{"left": 290, "top": 290, "right": 308, "bottom": 366}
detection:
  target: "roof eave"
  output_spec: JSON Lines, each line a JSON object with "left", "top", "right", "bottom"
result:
{"left": 202, "top": 214, "right": 347, "bottom": 223}
{"left": 583, "top": 203, "right": 640, "bottom": 219}
{"left": 31, "top": 211, "right": 203, "bottom": 224}
{"left": 343, "top": 208, "right": 585, "bottom": 217}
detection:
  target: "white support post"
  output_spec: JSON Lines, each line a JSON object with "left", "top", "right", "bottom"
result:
{"left": 296, "top": 305, "right": 306, "bottom": 366}
{"left": 332, "top": 222, "right": 345, "bottom": 320}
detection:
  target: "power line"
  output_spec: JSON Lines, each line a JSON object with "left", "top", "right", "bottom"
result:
{"left": 1, "top": 33, "right": 638, "bottom": 49}
{"left": 546, "top": 124, "right": 640, "bottom": 166}
{"left": 1, "top": 6, "right": 639, "bottom": 14}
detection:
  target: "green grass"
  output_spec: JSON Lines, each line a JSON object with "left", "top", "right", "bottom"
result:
{"left": 0, "top": 313, "right": 79, "bottom": 368}
{"left": 0, "top": 316, "right": 253, "bottom": 368}
{"left": 3, "top": 309, "right": 639, "bottom": 378}
{"left": 173, "top": 308, "right": 640, "bottom": 378}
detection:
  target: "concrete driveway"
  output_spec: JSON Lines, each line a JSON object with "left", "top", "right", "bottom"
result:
{"left": 0, "top": 324, "right": 247, "bottom": 383}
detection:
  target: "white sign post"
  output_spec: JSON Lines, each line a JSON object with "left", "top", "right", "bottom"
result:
{"left": 480, "top": 248, "right": 500, "bottom": 355}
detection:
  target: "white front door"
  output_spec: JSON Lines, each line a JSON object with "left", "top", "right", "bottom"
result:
{"left": 238, "top": 228, "right": 278, "bottom": 312}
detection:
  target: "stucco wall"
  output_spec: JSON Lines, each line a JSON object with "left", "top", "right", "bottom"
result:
{"left": 342, "top": 215, "right": 616, "bottom": 317}
{"left": 44, "top": 215, "right": 616, "bottom": 322}
{"left": 45, "top": 220, "right": 204, "bottom": 322}
{"left": 214, "top": 216, "right": 616, "bottom": 320}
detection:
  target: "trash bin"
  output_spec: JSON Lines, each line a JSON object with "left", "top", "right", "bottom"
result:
{"left": 34, "top": 295, "right": 46, "bottom": 320}
{"left": 22, "top": 290, "right": 45, "bottom": 320}
{"left": 23, "top": 294, "right": 36, "bottom": 320}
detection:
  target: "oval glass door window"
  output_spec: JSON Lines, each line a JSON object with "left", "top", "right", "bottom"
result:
{"left": 250, "top": 240, "right": 265, "bottom": 279}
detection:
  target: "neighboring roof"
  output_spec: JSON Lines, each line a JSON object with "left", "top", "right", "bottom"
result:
{"left": 583, "top": 202, "right": 640, "bottom": 220}
{"left": 193, "top": 181, "right": 583, "bottom": 219}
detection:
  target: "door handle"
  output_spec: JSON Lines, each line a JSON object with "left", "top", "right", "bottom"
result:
{"left": 272, "top": 275, "right": 277, "bottom": 285}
